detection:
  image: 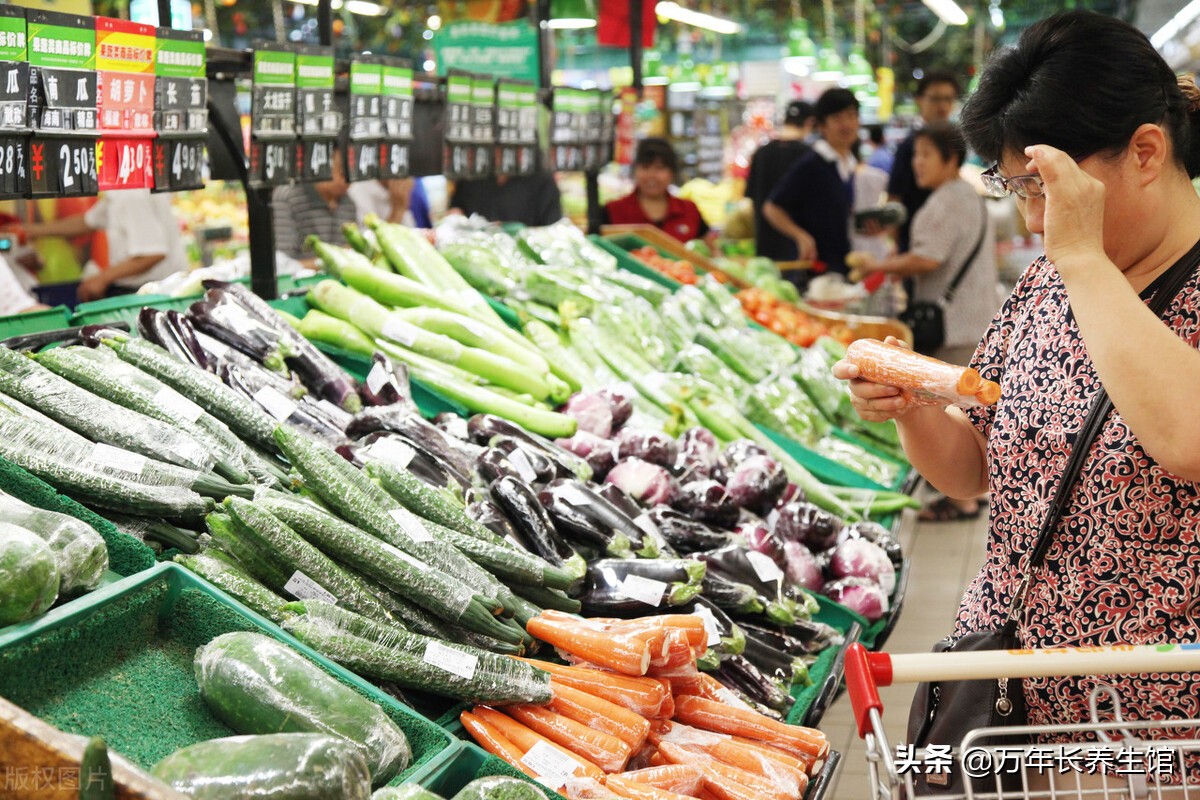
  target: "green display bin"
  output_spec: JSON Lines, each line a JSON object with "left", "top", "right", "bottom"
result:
{"left": 0, "top": 562, "right": 460, "bottom": 787}
{"left": 0, "top": 305, "right": 72, "bottom": 341}
{"left": 589, "top": 235, "right": 688, "bottom": 291}
{"left": 786, "top": 622, "right": 860, "bottom": 728}
{"left": 420, "top": 742, "right": 564, "bottom": 800}
{"left": 70, "top": 293, "right": 195, "bottom": 328}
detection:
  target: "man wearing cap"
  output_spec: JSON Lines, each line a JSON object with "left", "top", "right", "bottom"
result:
{"left": 744, "top": 100, "right": 815, "bottom": 260}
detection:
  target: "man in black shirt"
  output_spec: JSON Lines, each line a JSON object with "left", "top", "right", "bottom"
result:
{"left": 449, "top": 172, "right": 563, "bottom": 227}
{"left": 745, "top": 101, "right": 815, "bottom": 259}
{"left": 887, "top": 70, "right": 961, "bottom": 251}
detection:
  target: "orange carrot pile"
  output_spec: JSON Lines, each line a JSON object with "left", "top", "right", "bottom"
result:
{"left": 462, "top": 613, "right": 829, "bottom": 800}
{"left": 845, "top": 338, "right": 1001, "bottom": 407}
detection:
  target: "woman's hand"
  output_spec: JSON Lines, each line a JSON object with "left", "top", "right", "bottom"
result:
{"left": 1024, "top": 144, "right": 1107, "bottom": 274}
{"left": 793, "top": 229, "right": 818, "bottom": 262}
{"left": 831, "top": 335, "right": 915, "bottom": 422}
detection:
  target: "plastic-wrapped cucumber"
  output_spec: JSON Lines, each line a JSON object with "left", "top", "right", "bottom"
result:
{"left": 0, "top": 489, "right": 107, "bottom": 595}
{"left": 195, "top": 631, "right": 410, "bottom": 785}
{"left": 174, "top": 550, "right": 289, "bottom": 624}
{"left": 0, "top": 522, "right": 59, "bottom": 626}
{"left": 452, "top": 776, "right": 546, "bottom": 800}
{"left": 151, "top": 733, "right": 371, "bottom": 800}
{"left": 372, "top": 786, "right": 442, "bottom": 800}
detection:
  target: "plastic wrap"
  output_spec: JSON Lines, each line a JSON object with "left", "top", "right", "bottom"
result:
{"left": 656, "top": 721, "right": 806, "bottom": 799}
{"left": 195, "top": 631, "right": 411, "bottom": 785}
{"left": 281, "top": 599, "right": 552, "bottom": 705}
{"left": 0, "top": 521, "right": 60, "bottom": 626}
{"left": 845, "top": 338, "right": 999, "bottom": 408}
{"left": 517, "top": 219, "right": 618, "bottom": 274}
{"left": 371, "top": 785, "right": 442, "bottom": 800}
{"left": 452, "top": 775, "right": 548, "bottom": 800}
{"left": 0, "top": 344, "right": 214, "bottom": 471}
{"left": 174, "top": 550, "right": 289, "bottom": 623}
{"left": 0, "top": 388, "right": 91, "bottom": 447}
{"left": 151, "top": 733, "right": 372, "bottom": 800}
{"left": 0, "top": 488, "right": 107, "bottom": 595}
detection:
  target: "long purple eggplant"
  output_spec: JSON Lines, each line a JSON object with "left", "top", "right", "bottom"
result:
{"left": 360, "top": 352, "right": 415, "bottom": 409}
{"left": 353, "top": 430, "right": 471, "bottom": 492}
{"left": 189, "top": 296, "right": 289, "bottom": 370}
{"left": 347, "top": 406, "right": 480, "bottom": 477}
{"left": 137, "top": 308, "right": 208, "bottom": 370}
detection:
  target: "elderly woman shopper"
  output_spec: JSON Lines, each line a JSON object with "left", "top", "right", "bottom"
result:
{"left": 836, "top": 8, "right": 1200, "bottom": 780}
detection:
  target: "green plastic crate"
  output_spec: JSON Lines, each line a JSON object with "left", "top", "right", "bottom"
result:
{"left": 786, "top": 623, "right": 859, "bottom": 727}
{"left": 0, "top": 305, "right": 72, "bottom": 340}
{"left": 0, "top": 562, "right": 459, "bottom": 786}
{"left": 420, "top": 742, "right": 565, "bottom": 800}
{"left": 589, "top": 235, "right": 687, "bottom": 291}
{"left": 69, "top": 293, "right": 195, "bottom": 328}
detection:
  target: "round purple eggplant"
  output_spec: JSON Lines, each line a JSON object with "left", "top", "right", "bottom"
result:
{"left": 674, "top": 479, "right": 740, "bottom": 529}
{"left": 616, "top": 428, "right": 680, "bottom": 469}
{"left": 597, "top": 387, "right": 634, "bottom": 431}
{"left": 605, "top": 458, "right": 680, "bottom": 507}
{"left": 725, "top": 455, "right": 787, "bottom": 514}
{"left": 562, "top": 393, "right": 615, "bottom": 438}
{"left": 770, "top": 501, "right": 843, "bottom": 551}
{"left": 675, "top": 427, "right": 720, "bottom": 479}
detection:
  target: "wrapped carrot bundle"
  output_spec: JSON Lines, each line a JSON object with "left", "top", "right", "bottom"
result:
{"left": 460, "top": 710, "right": 539, "bottom": 779}
{"left": 471, "top": 705, "right": 607, "bottom": 782}
{"left": 527, "top": 612, "right": 659, "bottom": 675}
{"left": 604, "top": 774, "right": 696, "bottom": 800}
{"left": 549, "top": 682, "right": 652, "bottom": 750}
{"left": 517, "top": 660, "right": 674, "bottom": 718}
{"left": 672, "top": 696, "right": 828, "bottom": 762}
{"left": 650, "top": 721, "right": 808, "bottom": 798}
{"left": 657, "top": 742, "right": 796, "bottom": 800}
{"left": 614, "top": 765, "right": 705, "bottom": 796}
{"left": 845, "top": 338, "right": 1000, "bottom": 407}
{"left": 506, "top": 705, "right": 634, "bottom": 773}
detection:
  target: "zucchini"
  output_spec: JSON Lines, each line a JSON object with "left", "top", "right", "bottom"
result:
{"left": 0, "top": 488, "right": 107, "bottom": 595}
{"left": 195, "top": 631, "right": 411, "bottom": 785}
{"left": 79, "top": 736, "right": 115, "bottom": 800}
{"left": 283, "top": 600, "right": 552, "bottom": 704}
{"left": 175, "top": 550, "right": 290, "bottom": 624}
{"left": 452, "top": 776, "right": 546, "bottom": 800}
{"left": 0, "top": 522, "right": 59, "bottom": 626}
{"left": 152, "top": 733, "right": 371, "bottom": 800}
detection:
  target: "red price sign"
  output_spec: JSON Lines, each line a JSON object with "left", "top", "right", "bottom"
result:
{"left": 97, "top": 137, "right": 153, "bottom": 190}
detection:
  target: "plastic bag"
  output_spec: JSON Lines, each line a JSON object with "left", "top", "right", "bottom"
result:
{"left": 452, "top": 775, "right": 547, "bottom": 800}
{"left": 0, "top": 521, "right": 60, "bottom": 626}
{"left": 0, "top": 488, "right": 107, "bottom": 595}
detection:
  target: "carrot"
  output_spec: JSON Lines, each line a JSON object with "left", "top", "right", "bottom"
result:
{"left": 518, "top": 660, "right": 671, "bottom": 718}
{"left": 727, "top": 735, "right": 815, "bottom": 775}
{"left": 527, "top": 613, "right": 654, "bottom": 675}
{"left": 975, "top": 380, "right": 1001, "bottom": 405}
{"left": 550, "top": 681, "right": 652, "bottom": 750}
{"left": 648, "top": 629, "right": 697, "bottom": 672}
{"left": 656, "top": 743, "right": 792, "bottom": 800}
{"left": 691, "top": 674, "right": 729, "bottom": 703}
{"left": 604, "top": 775, "right": 696, "bottom": 800}
{"left": 507, "top": 705, "right": 633, "bottom": 773}
{"left": 845, "top": 338, "right": 986, "bottom": 403}
{"left": 471, "top": 705, "right": 606, "bottom": 781}
{"left": 648, "top": 750, "right": 669, "bottom": 768}
{"left": 616, "top": 765, "right": 704, "bottom": 795}
{"left": 649, "top": 719, "right": 805, "bottom": 791}
{"left": 672, "top": 696, "right": 828, "bottom": 761}
{"left": 605, "top": 614, "right": 708, "bottom": 650}
{"left": 460, "top": 710, "right": 539, "bottom": 779}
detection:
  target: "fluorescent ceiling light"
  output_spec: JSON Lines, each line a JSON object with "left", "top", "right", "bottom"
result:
{"left": 921, "top": 0, "right": 968, "bottom": 26}
{"left": 1152, "top": 0, "right": 1200, "bottom": 49}
{"left": 290, "top": 0, "right": 386, "bottom": 15}
{"left": 655, "top": 2, "right": 741, "bottom": 35}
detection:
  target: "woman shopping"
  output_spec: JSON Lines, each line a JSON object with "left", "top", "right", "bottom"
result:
{"left": 835, "top": 8, "right": 1200, "bottom": 778}
{"left": 603, "top": 138, "right": 711, "bottom": 244}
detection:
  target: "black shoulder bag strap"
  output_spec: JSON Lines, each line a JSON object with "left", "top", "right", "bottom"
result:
{"left": 940, "top": 197, "right": 990, "bottom": 307}
{"left": 1001, "top": 237, "right": 1200, "bottom": 631}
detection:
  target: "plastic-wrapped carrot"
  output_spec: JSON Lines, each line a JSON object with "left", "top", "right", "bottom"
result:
{"left": 527, "top": 612, "right": 656, "bottom": 674}
{"left": 605, "top": 614, "right": 708, "bottom": 650}
{"left": 672, "top": 696, "right": 828, "bottom": 761}
{"left": 845, "top": 338, "right": 998, "bottom": 407}
{"left": 549, "top": 682, "right": 652, "bottom": 750}
{"left": 650, "top": 721, "right": 808, "bottom": 797}
{"left": 604, "top": 775, "right": 695, "bottom": 800}
{"left": 507, "top": 705, "right": 633, "bottom": 773}
{"left": 471, "top": 705, "right": 606, "bottom": 781}
{"left": 520, "top": 660, "right": 672, "bottom": 718}
{"left": 460, "top": 710, "right": 538, "bottom": 779}
{"left": 648, "top": 630, "right": 699, "bottom": 676}
{"left": 616, "top": 765, "right": 705, "bottom": 795}
{"left": 728, "top": 735, "right": 817, "bottom": 776}
{"left": 657, "top": 743, "right": 793, "bottom": 800}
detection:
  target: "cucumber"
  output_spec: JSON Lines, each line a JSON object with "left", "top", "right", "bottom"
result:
{"left": 0, "top": 489, "right": 107, "bottom": 595}
{"left": 507, "top": 583, "right": 581, "bottom": 614}
{"left": 205, "top": 513, "right": 292, "bottom": 589}
{"left": 79, "top": 736, "right": 115, "bottom": 800}
{"left": 372, "top": 786, "right": 441, "bottom": 800}
{"left": 174, "top": 550, "right": 290, "bottom": 624}
{"left": 363, "top": 459, "right": 502, "bottom": 544}
{"left": 0, "top": 522, "right": 59, "bottom": 626}
{"left": 0, "top": 345, "right": 214, "bottom": 471}
{"left": 152, "top": 733, "right": 371, "bottom": 800}
{"left": 195, "top": 631, "right": 411, "bottom": 785}
{"left": 452, "top": 776, "right": 546, "bottom": 800}
{"left": 283, "top": 600, "right": 552, "bottom": 705}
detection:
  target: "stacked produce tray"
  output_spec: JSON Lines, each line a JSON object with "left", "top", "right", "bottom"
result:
{"left": 0, "top": 305, "right": 72, "bottom": 340}
{"left": 0, "top": 562, "right": 460, "bottom": 786}
{"left": 420, "top": 743, "right": 567, "bottom": 800}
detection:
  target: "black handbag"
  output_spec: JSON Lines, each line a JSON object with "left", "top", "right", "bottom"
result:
{"left": 904, "top": 239, "right": 1200, "bottom": 795}
{"left": 900, "top": 199, "right": 989, "bottom": 355}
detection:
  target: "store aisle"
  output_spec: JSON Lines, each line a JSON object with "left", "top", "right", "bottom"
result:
{"left": 824, "top": 501, "right": 992, "bottom": 799}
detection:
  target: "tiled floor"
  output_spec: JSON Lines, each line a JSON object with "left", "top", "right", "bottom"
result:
{"left": 823, "top": 496, "right": 992, "bottom": 800}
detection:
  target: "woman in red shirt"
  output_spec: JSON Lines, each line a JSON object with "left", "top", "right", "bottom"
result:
{"left": 603, "top": 138, "right": 710, "bottom": 243}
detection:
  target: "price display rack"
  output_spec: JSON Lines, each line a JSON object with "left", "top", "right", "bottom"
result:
{"left": 443, "top": 71, "right": 475, "bottom": 180}
{"left": 0, "top": 7, "right": 30, "bottom": 199}
{"left": 346, "top": 54, "right": 381, "bottom": 182}
{"left": 581, "top": 89, "right": 610, "bottom": 173}
{"left": 598, "top": 89, "right": 616, "bottom": 167}
{"left": 494, "top": 79, "right": 537, "bottom": 177}
{"left": 248, "top": 41, "right": 296, "bottom": 188}
{"left": 95, "top": 18, "right": 155, "bottom": 191}
{"left": 379, "top": 57, "right": 413, "bottom": 178}
{"left": 152, "top": 28, "right": 206, "bottom": 192}
{"left": 295, "top": 44, "right": 338, "bottom": 183}
{"left": 467, "top": 75, "right": 494, "bottom": 179}
{"left": 549, "top": 87, "right": 584, "bottom": 172}
{"left": 27, "top": 10, "right": 98, "bottom": 197}
{"left": 693, "top": 96, "right": 728, "bottom": 182}
{"left": 666, "top": 83, "right": 699, "bottom": 183}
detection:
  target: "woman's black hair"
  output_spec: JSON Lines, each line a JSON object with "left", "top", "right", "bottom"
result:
{"left": 634, "top": 137, "right": 680, "bottom": 174}
{"left": 961, "top": 10, "right": 1200, "bottom": 177}
{"left": 913, "top": 122, "right": 967, "bottom": 168}
{"left": 814, "top": 88, "right": 859, "bottom": 123}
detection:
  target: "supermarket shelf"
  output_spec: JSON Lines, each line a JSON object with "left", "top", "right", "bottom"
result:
{"left": 800, "top": 621, "right": 862, "bottom": 729}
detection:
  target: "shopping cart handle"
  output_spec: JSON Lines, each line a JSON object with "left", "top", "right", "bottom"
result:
{"left": 845, "top": 643, "right": 895, "bottom": 738}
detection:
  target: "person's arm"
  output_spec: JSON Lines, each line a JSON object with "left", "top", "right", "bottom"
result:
{"left": 20, "top": 214, "right": 94, "bottom": 240}
{"left": 762, "top": 200, "right": 816, "bottom": 261}
{"left": 1027, "top": 143, "right": 1200, "bottom": 481}
{"left": 77, "top": 254, "right": 164, "bottom": 301}
{"left": 858, "top": 251, "right": 939, "bottom": 278}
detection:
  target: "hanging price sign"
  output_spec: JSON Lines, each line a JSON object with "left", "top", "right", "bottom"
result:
{"left": 0, "top": 6, "right": 28, "bottom": 199}
{"left": 27, "top": 10, "right": 96, "bottom": 197}
{"left": 443, "top": 71, "right": 473, "bottom": 180}
{"left": 379, "top": 57, "right": 413, "bottom": 178}
{"left": 295, "top": 44, "right": 336, "bottom": 184}
{"left": 153, "top": 27, "right": 205, "bottom": 192}
{"left": 467, "top": 75, "right": 494, "bottom": 178}
{"left": 550, "top": 87, "right": 583, "bottom": 172}
{"left": 346, "top": 54, "right": 381, "bottom": 182}
{"left": 494, "top": 79, "right": 536, "bottom": 177}
{"left": 249, "top": 42, "right": 296, "bottom": 188}
{"left": 95, "top": 17, "right": 155, "bottom": 191}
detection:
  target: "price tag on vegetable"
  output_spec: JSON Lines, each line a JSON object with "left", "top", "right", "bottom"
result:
{"left": 90, "top": 442, "right": 147, "bottom": 476}
{"left": 284, "top": 570, "right": 338, "bottom": 605}
{"left": 197, "top": 332, "right": 229, "bottom": 359}
{"left": 634, "top": 513, "right": 659, "bottom": 540}
{"left": 365, "top": 361, "right": 389, "bottom": 395}
{"left": 423, "top": 640, "right": 478, "bottom": 680}
{"left": 521, "top": 740, "right": 577, "bottom": 790}
{"left": 381, "top": 317, "right": 421, "bottom": 348}
{"left": 369, "top": 438, "right": 415, "bottom": 470}
{"left": 559, "top": 484, "right": 593, "bottom": 507}
{"left": 505, "top": 448, "right": 538, "bottom": 483}
{"left": 746, "top": 550, "right": 785, "bottom": 585}
{"left": 389, "top": 507, "right": 433, "bottom": 543}
{"left": 693, "top": 603, "right": 722, "bottom": 648}
{"left": 154, "top": 386, "right": 204, "bottom": 423}
{"left": 253, "top": 385, "right": 298, "bottom": 422}
{"left": 620, "top": 574, "right": 667, "bottom": 607}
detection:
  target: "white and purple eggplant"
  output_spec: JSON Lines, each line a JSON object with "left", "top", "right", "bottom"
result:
{"left": 553, "top": 431, "right": 617, "bottom": 479}
{"left": 770, "top": 501, "right": 843, "bottom": 551}
{"left": 821, "top": 576, "right": 888, "bottom": 622}
{"left": 725, "top": 455, "right": 787, "bottom": 514}
{"left": 673, "top": 479, "right": 740, "bottom": 529}
{"left": 616, "top": 428, "right": 679, "bottom": 469}
{"left": 604, "top": 458, "right": 680, "bottom": 507}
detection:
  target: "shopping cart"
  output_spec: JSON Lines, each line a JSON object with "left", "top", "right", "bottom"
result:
{"left": 844, "top": 641, "right": 1200, "bottom": 799}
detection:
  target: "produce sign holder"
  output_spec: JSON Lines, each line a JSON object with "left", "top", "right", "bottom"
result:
{"left": 248, "top": 41, "right": 297, "bottom": 188}
{"left": 346, "top": 53, "right": 382, "bottom": 182}
{"left": 494, "top": 78, "right": 537, "bottom": 177}
{"left": 444, "top": 70, "right": 489, "bottom": 180}
{"left": 0, "top": 562, "right": 461, "bottom": 785}
{"left": 94, "top": 17, "right": 155, "bottom": 191}
{"left": 549, "top": 86, "right": 585, "bottom": 172}
{"left": 421, "top": 741, "right": 565, "bottom": 800}
{"left": 378, "top": 57, "right": 414, "bottom": 178}
{"left": 294, "top": 43, "right": 338, "bottom": 183}
{"left": 0, "top": 6, "right": 30, "bottom": 199}
{"left": 665, "top": 83, "right": 699, "bottom": 183}
{"left": 153, "top": 27, "right": 206, "bottom": 192}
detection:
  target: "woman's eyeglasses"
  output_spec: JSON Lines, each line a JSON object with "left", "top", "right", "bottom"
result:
{"left": 980, "top": 165, "right": 1046, "bottom": 199}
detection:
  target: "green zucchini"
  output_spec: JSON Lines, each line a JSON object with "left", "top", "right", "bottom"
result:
{"left": 79, "top": 736, "right": 115, "bottom": 800}
{"left": 0, "top": 522, "right": 59, "bottom": 626}
{"left": 452, "top": 776, "right": 546, "bottom": 800}
{"left": 284, "top": 601, "right": 550, "bottom": 704}
{"left": 175, "top": 550, "right": 290, "bottom": 624}
{"left": 195, "top": 631, "right": 411, "bottom": 785}
{"left": 0, "top": 488, "right": 107, "bottom": 595}
{"left": 152, "top": 733, "right": 371, "bottom": 800}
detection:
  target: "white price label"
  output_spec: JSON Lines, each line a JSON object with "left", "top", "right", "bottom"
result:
{"left": 693, "top": 604, "right": 722, "bottom": 648}
{"left": 390, "top": 507, "right": 433, "bottom": 542}
{"left": 90, "top": 443, "right": 147, "bottom": 476}
{"left": 365, "top": 361, "right": 389, "bottom": 395}
{"left": 369, "top": 438, "right": 416, "bottom": 469}
{"left": 226, "top": 312, "right": 258, "bottom": 336}
{"left": 634, "top": 514, "right": 659, "bottom": 540}
{"left": 620, "top": 574, "right": 667, "bottom": 607}
{"left": 505, "top": 448, "right": 538, "bottom": 483}
{"left": 254, "top": 386, "right": 298, "bottom": 422}
{"left": 746, "top": 550, "right": 785, "bottom": 585}
{"left": 197, "top": 333, "right": 230, "bottom": 359}
{"left": 381, "top": 317, "right": 421, "bottom": 348}
{"left": 392, "top": 548, "right": 430, "bottom": 571}
{"left": 154, "top": 387, "right": 205, "bottom": 423}
{"left": 520, "top": 740, "right": 577, "bottom": 790}
{"left": 423, "top": 640, "right": 479, "bottom": 680}
{"left": 559, "top": 485, "right": 593, "bottom": 507}
{"left": 284, "top": 570, "right": 339, "bottom": 605}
